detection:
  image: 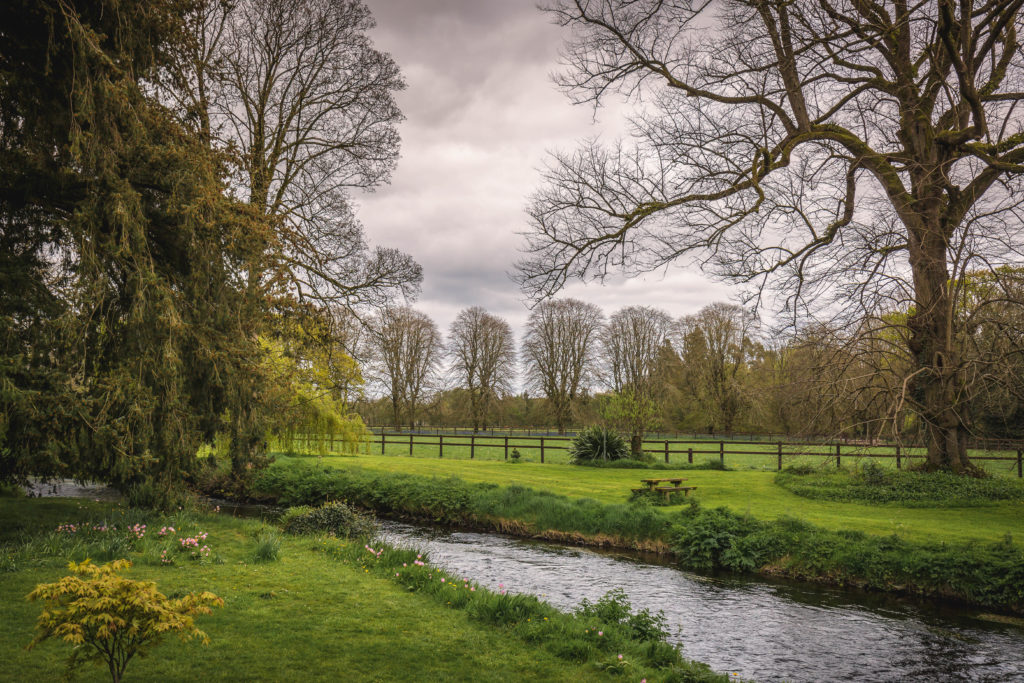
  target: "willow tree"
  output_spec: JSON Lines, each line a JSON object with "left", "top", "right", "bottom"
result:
{"left": 518, "top": 0, "right": 1024, "bottom": 472}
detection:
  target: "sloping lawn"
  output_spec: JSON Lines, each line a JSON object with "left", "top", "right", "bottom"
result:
{"left": 296, "top": 454, "right": 1024, "bottom": 544}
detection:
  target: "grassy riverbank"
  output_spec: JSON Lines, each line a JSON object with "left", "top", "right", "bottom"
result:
{"left": 251, "top": 458, "right": 1024, "bottom": 612}
{"left": 0, "top": 496, "right": 724, "bottom": 682}
{"left": 276, "top": 454, "right": 1024, "bottom": 544}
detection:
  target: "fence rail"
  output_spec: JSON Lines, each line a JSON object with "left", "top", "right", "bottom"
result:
{"left": 365, "top": 425, "right": 1024, "bottom": 452}
{"left": 362, "top": 432, "right": 1024, "bottom": 477}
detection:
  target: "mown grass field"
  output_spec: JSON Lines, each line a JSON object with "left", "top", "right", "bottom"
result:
{"left": 305, "top": 432, "right": 1024, "bottom": 478}
{"left": 283, "top": 453, "right": 1024, "bottom": 545}
{"left": 0, "top": 497, "right": 634, "bottom": 682}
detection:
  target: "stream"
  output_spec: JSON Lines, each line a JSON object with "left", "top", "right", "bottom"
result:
{"left": 22, "top": 481, "right": 1024, "bottom": 682}
{"left": 379, "top": 522, "right": 1024, "bottom": 683}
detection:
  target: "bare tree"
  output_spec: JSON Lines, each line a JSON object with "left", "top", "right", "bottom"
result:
{"left": 679, "top": 304, "right": 759, "bottom": 434}
{"left": 448, "top": 307, "right": 517, "bottom": 432}
{"left": 166, "top": 0, "right": 421, "bottom": 308}
{"left": 518, "top": 0, "right": 1024, "bottom": 472}
{"left": 602, "top": 305, "right": 675, "bottom": 454}
{"left": 522, "top": 298, "right": 604, "bottom": 434}
{"left": 369, "top": 307, "right": 442, "bottom": 429}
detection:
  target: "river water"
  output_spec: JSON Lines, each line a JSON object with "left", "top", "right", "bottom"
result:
{"left": 379, "top": 522, "right": 1024, "bottom": 683}
{"left": 23, "top": 481, "right": 1024, "bottom": 682}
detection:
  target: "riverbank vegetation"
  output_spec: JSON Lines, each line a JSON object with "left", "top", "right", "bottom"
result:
{"left": 280, "top": 454, "right": 1024, "bottom": 544}
{"left": 247, "top": 458, "right": 1024, "bottom": 612}
{"left": 0, "top": 496, "right": 725, "bottom": 682}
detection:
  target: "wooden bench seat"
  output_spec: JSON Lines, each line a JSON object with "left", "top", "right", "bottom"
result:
{"left": 632, "top": 484, "right": 697, "bottom": 501}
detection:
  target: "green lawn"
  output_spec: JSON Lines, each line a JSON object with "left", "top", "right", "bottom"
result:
{"left": 292, "top": 454, "right": 1024, "bottom": 544}
{"left": 312, "top": 433, "right": 1024, "bottom": 478}
{"left": 0, "top": 498, "right": 630, "bottom": 682}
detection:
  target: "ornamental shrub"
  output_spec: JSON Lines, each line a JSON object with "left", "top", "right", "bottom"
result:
{"left": 27, "top": 559, "right": 222, "bottom": 683}
{"left": 280, "top": 501, "right": 378, "bottom": 538}
{"left": 569, "top": 426, "right": 629, "bottom": 463}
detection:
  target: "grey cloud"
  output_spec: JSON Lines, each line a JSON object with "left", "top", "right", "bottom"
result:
{"left": 356, "top": 0, "right": 736, "bottom": 345}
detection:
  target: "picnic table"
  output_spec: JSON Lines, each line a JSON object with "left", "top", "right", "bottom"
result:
{"left": 632, "top": 477, "right": 697, "bottom": 502}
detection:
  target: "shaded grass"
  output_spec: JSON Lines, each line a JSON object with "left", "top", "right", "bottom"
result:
{"left": 775, "top": 464, "right": 1024, "bottom": 507}
{"left": 0, "top": 498, "right": 723, "bottom": 682}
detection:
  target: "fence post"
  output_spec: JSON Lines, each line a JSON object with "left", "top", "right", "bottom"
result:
{"left": 688, "top": 447, "right": 693, "bottom": 464}
{"left": 664, "top": 441, "right": 669, "bottom": 464}
{"left": 1018, "top": 449, "right": 1022, "bottom": 479}
{"left": 439, "top": 434, "right": 444, "bottom": 458}
{"left": 540, "top": 437, "right": 545, "bottom": 464}
{"left": 719, "top": 441, "right": 724, "bottom": 466}
{"left": 504, "top": 436, "right": 509, "bottom": 461}
{"left": 896, "top": 445, "right": 901, "bottom": 470}
{"left": 381, "top": 432, "right": 386, "bottom": 455}
{"left": 470, "top": 435, "right": 475, "bottom": 460}
{"left": 409, "top": 433, "right": 414, "bottom": 455}
{"left": 777, "top": 442, "right": 782, "bottom": 471}
{"left": 836, "top": 443, "right": 841, "bottom": 468}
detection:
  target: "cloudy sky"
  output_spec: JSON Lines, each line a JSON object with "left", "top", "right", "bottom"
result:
{"left": 357, "top": 0, "right": 735, "bottom": 337}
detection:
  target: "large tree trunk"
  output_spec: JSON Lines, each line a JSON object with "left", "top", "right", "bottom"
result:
{"left": 906, "top": 212, "right": 973, "bottom": 472}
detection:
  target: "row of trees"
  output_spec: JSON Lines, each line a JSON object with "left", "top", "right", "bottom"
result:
{"left": 358, "top": 291, "right": 1024, "bottom": 453}
{"left": 0, "top": 0, "right": 418, "bottom": 492}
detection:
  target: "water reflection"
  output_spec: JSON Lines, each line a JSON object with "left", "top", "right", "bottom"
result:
{"left": 381, "top": 522, "right": 1024, "bottom": 683}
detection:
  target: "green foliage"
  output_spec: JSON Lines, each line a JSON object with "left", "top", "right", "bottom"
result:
{"left": 669, "top": 504, "right": 1024, "bottom": 609}
{"left": 775, "top": 463, "right": 1024, "bottom": 507}
{"left": 280, "top": 501, "right": 378, "bottom": 538}
{"left": 314, "top": 537, "right": 723, "bottom": 681}
{"left": 574, "top": 589, "right": 669, "bottom": 642}
{"left": 261, "top": 334, "right": 371, "bottom": 457}
{"left": 256, "top": 465, "right": 671, "bottom": 541}
{"left": 252, "top": 530, "right": 282, "bottom": 563}
{"left": 0, "top": 0, "right": 272, "bottom": 489}
{"left": 569, "top": 426, "right": 630, "bottom": 463}
{"left": 27, "top": 559, "right": 222, "bottom": 682}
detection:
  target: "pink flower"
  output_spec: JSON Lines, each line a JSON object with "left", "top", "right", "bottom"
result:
{"left": 598, "top": 631, "right": 603, "bottom": 637}
{"left": 617, "top": 654, "right": 623, "bottom": 660}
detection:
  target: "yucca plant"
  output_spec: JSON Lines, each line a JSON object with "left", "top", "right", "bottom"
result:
{"left": 569, "top": 426, "right": 629, "bottom": 463}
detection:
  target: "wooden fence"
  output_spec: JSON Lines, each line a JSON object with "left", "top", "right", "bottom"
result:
{"left": 365, "top": 431, "right": 1024, "bottom": 477}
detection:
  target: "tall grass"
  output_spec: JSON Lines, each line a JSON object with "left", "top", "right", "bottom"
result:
{"left": 255, "top": 465, "right": 670, "bottom": 543}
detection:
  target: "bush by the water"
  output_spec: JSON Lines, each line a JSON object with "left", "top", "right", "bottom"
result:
{"left": 280, "top": 501, "right": 378, "bottom": 538}
{"left": 775, "top": 462, "right": 1024, "bottom": 507}
{"left": 569, "top": 426, "right": 629, "bottom": 463}
{"left": 669, "top": 502, "right": 1024, "bottom": 609}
